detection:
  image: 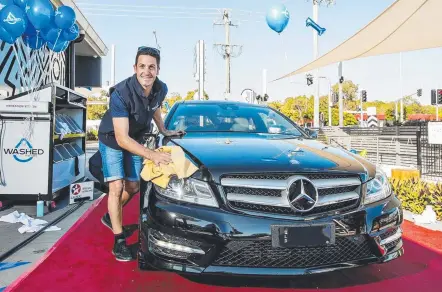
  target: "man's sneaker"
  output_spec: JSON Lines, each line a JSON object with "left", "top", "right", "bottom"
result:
{"left": 112, "top": 239, "right": 135, "bottom": 262}
{"left": 101, "top": 213, "right": 132, "bottom": 237}
{"left": 101, "top": 213, "right": 114, "bottom": 231}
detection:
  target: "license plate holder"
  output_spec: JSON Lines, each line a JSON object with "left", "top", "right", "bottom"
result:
{"left": 271, "top": 223, "right": 335, "bottom": 248}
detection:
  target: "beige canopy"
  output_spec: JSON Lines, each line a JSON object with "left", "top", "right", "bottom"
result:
{"left": 274, "top": 0, "right": 438, "bottom": 81}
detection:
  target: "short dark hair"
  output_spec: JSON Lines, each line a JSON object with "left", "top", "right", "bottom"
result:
{"left": 135, "top": 47, "right": 160, "bottom": 66}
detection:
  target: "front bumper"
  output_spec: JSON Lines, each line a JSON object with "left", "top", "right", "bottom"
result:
{"left": 138, "top": 189, "right": 404, "bottom": 276}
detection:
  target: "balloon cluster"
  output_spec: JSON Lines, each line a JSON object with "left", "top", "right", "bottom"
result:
{"left": 0, "top": 0, "right": 79, "bottom": 53}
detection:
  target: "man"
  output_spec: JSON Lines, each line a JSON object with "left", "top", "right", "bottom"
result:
{"left": 97, "top": 46, "right": 183, "bottom": 261}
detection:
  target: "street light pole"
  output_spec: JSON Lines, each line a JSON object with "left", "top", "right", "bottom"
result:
{"left": 319, "top": 76, "right": 332, "bottom": 127}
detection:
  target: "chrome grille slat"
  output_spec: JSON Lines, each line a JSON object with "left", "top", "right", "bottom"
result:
{"left": 221, "top": 177, "right": 360, "bottom": 190}
{"left": 226, "top": 191, "right": 359, "bottom": 208}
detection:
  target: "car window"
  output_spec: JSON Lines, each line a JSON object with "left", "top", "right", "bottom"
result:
{"left": 167, "top": 103, "right": 303, "bottom": 136}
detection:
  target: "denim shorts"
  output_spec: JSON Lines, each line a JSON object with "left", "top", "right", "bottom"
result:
{"left": 98, "top": 141, "right": 143, "bottom": 182}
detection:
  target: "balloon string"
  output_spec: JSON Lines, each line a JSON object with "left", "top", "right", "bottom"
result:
{"left": 280, "top": 33, "right": 288, "bottom": 62}
{"left": 12, "top": 41, "right": 34, "bottom": 141}
{"left": 32, "top": 43, "right": 49, "bottom": 103}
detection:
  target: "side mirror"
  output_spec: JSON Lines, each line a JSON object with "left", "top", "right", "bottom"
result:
{"left": 305, "top": 128, "right": 318, "bottom": 139}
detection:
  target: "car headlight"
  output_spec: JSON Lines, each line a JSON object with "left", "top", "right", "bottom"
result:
{"left": 364, "top": 169, "right": 391, "bottom": 205}
{"left": 154, "top": 176, "right": 219, "bottom": 208}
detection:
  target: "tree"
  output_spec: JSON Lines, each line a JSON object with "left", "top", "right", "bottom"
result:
{"left": 87, "top": 90, "right": 109, "bottom": 120}
{"left": 162, "top": 92, "right": 183, "bottom": 114}
{"left": 185, "top": 89, "right": 209, "bottom": 100}
{"left": 332, "top": 80, "right": 360, "bottom": 111}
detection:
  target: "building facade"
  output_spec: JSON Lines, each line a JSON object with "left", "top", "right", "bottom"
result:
{"left": 0, "top": 0, "right": 107, "bottom": 99}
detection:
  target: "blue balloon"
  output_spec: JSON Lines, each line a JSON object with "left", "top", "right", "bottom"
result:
{"left": 23, "top": 19, "right": 36, "bottom": 36}
{"left": 54, "top": 5, "right": 75, "bottom": 30}
{"left": 26, "top": 0, "right": 54, "bottom": 30}
{"left": 47, "top": 39, "right": 68, "bottom": 52}
{"left": 0, "top": 0, "right": 13, "bottom": 10}
{"left": 22, "top": 33, "right": 43, "bottom": 49}
{"left": 0, "top": 24, "right": 14, "bottom": 43}
{"left": 266, "top": 4, "right": 290, "bottom": 34}
{"left": 13, "top": 0, "right": 26, "bottom": 10}
{"left": 41, "top": 26, "right": 61, "bottom": 43}
{"left": 0, "top": 4, "right": 28, "bottom": 39}
{"left": 62, "top": 22, "right": 78, "bottom": 41}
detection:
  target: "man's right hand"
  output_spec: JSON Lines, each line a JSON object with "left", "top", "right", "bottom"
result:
{"left": 147, "top": 151, "right": 172, "bottom": 166}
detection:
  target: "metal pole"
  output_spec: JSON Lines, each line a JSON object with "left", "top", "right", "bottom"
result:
{"left": 198, "top": 40, "right": 205, "bottom": 100}
{"left": 263, "top": 69, "right": 267, "bottom": 95}
{"left": 313, "top": 2, "right": 320, "bottom": 128}
{"left": 328, "top": 80, "right": 332, "bottom": 127}
{"left": 111, "top": 44, "right": 115, "bottom": 86}
{"left": 338, "top": 62, "right": 343, "bottom": 127}
{"left": 224, "top": 10, "right": 231, "bottom": 99}
{"left": 400, "top": 52, "right": 403, "bottom": 123}
{"left": 359, "top": 89, "right": 363, "bottom": 127}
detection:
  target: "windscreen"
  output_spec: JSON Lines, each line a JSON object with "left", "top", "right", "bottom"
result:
{"left": 167, "top": 103, "right": 303, "bottom": 136}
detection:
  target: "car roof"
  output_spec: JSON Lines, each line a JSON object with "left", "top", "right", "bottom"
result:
{"left": 174, "top": 100, "right": 268, "bottom": 107}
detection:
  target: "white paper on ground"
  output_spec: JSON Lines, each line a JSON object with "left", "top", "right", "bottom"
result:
{"left": 413, "top": 206, "right": 438, "bottom": 224}
{"left": 0, "top": 210, "right": 60, "bottom": 233}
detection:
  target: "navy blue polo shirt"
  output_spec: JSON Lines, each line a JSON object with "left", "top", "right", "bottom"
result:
{"left": 98, "top": 74, "right": 168, "bottom": 150}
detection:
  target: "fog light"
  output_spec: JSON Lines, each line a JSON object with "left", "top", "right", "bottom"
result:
{"left": 148, "top": 230, "right": 205, "bottom": 255}
{"left": 372, "top": 210, "right": 399, "bottom": 231}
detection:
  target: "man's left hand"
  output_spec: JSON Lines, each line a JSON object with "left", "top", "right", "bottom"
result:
{"left": 162, "top": 130, "right": 186, "bottom": 137}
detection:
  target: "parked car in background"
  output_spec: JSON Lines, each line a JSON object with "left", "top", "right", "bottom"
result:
{"left": 138, "top": 100, "right": 404, "bottom": 276}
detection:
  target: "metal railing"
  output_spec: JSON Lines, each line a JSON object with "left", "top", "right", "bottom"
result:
{"left": 319, "top": 125, "right": 442, "bottom": 181}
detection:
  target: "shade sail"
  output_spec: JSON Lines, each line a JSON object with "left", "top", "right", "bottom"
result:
{"left": 274, "top": 0, "right": 438, "bottom": 81}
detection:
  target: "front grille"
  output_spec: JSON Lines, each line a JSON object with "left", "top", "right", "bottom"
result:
{"left": 212, "top": 236, "right": 375, "bottom": 268}
{"left": 222, "top": 173, "right": 361, "bottom": 216}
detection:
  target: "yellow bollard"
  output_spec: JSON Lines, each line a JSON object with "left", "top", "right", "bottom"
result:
{"left": 391, "top": 169, "right": 420, "bottom": 181}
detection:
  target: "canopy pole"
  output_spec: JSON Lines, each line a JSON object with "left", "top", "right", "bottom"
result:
{"left": 338, "top": 62, "right": 343, "bottom": 127}
{"left": 313, "top": 1, "right": 320, "bottom": 128}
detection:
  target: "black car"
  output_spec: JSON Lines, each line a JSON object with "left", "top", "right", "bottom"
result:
{"left": 138, "top": 100, "right": 403, "bottom": 276}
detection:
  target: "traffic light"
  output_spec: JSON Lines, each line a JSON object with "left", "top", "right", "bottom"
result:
{"left": 432, "top": 89, "right": 442, "bottom": 105}
{"left": 417, "top": 89, "right": 422, "bottom": 97}
{"left": 332, "top": 92, "right": 338, "bottom": 104}
{"left": 306, "top": 74, "right": 313, "bottom": 86}
{"left": 361, "top": 90, "right": 367, "bottom": 102}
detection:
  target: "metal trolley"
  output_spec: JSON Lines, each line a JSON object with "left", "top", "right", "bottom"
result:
{"left": 0, "top": 83, "right": 89, "bottom": 211}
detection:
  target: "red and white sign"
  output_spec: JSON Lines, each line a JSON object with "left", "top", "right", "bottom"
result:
{"left": 69, "top": 181, "right": 94, "bottom": 204}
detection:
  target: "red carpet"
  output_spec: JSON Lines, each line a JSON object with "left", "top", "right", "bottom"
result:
{"left": 6, "top": 194, "right": 442, "bottom": 292}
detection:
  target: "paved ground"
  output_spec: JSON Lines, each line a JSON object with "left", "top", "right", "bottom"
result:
{"left": 0, "top": 143, "right": 102, "bottom": 289}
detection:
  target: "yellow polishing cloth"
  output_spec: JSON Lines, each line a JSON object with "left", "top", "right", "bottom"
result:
{"left": 140, "top": 146, "right": 199, "bottom": 188}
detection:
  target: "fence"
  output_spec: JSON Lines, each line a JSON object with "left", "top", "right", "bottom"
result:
{"left": 319, "top": 125, "right": 442, "bottom": 181}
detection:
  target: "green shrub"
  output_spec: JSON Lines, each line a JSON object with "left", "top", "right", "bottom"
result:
{"left": 87, "top": 128, "right": 98, "bottom": 141}
{"left": 390, "top": 178, "right": 442, "bottom": 220}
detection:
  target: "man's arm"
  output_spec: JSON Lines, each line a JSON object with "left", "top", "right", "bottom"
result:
{"left": 153, "top": 108, "right": 167, "bottom": 134}
{"left": 113, "top": 117, "right": 153, "bottom": 159}
{"left": 152, "top": 108, "right": 185, "bottom": 136}
{"left": 110, "top": 91, "right": 170, "bottom": 165}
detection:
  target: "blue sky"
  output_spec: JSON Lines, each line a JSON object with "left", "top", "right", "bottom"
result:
{"left": 77, "top": 0, "right": 441, "bottom": 105}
